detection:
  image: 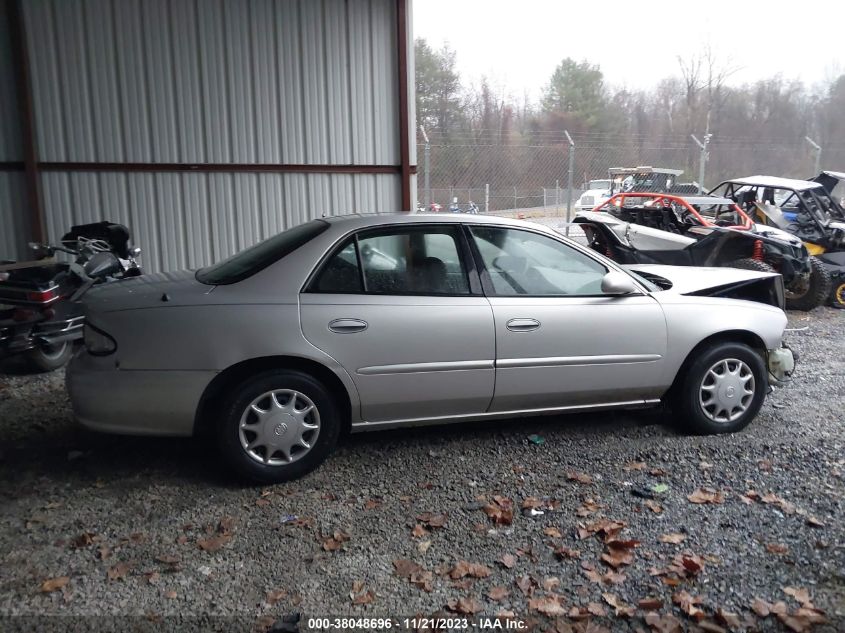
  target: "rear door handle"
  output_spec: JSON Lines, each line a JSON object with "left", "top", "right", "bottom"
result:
{"left": 506, "top": 318, "right": 540, "bottom": 332}
{"left": 328, "top": 318, "right": 368, "bottom": 333}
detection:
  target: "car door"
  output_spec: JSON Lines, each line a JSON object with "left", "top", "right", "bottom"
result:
{"left": 300, "top": 223, "right": 495, "bottom": 423}
{"left": 467, "top": 224, "right": 668, "bottom": 412}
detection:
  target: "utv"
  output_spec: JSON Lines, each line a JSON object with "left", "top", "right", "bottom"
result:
{"left": 710, "top": 175, "right": 844, "bottom": 308}
{"left": 575, "top": 192, "right": 824, "bottom": 310}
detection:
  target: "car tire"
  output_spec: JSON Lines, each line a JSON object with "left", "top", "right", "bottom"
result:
{"left": 216, "top": 370, "right": 341, "bottom": 484}
{"left": 26, "top": 341, "right": 73, "bottom": 372}
{"left": 728, "top": 257, "right": 775, "bottom": 274}
{"left": 674, "top": 342, "right": 767, "bottom": 435}
{"left": 784, "top": 256, "right": 832, "bottom": 311}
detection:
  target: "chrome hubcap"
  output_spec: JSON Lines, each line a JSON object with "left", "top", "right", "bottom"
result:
{"left": 699, "top": 358, "right": 755, "bottom": 423}
{"left": 238, "top": 390, "right": 320, "bottom": 466}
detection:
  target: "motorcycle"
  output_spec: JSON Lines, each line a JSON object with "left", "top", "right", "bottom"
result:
{"left": 0, "top": 221, "right": 141, "bottom": 371}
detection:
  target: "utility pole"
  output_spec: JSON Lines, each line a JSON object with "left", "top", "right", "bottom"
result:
{"left": 565, "top": 130, "right": 574, "bottom": 236}
{"left": 805, "top": 137, "right": 822, "bottom": 174}
{"left": 691, "top": 133, "right": 712, "bottom": 193}
{"left": 420, "top": 125, "right": 430, "bottom": 210}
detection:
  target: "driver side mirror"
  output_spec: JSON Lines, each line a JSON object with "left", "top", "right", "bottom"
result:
{"left": 601, "top": 271, "right": 638, "bottom": 296}
{"left": 28, "top": 242, "right": 53, "bottom": 259}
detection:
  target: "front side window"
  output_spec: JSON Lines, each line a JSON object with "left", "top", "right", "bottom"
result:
{"left": 470, "top": 226, "right": 607, "bottom": 296}
{"left": 309, "top": 226, "right": 470, "bottom": 295}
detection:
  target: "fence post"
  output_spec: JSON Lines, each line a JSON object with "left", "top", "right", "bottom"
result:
{"left": 543, "top": 188, "right": 546, "bottom": 209}
{"left": 420, "top": 126, "right": 430, "bottom": 209}
{"left": 805, "top": 136, "right": 822, "bottom": 174}
{"left": 691, "top": 133, "right": 712, "bottom": 193}
{"left": 555, "top": 179, "right": 560, "bottom": 217}
{"left": 565, "top": 131, "right": 574, "bottom": 236}
{"left": 485, "top": 183, "right": 489, "bottom": 214}
{"left": 513, "top": 186, "right": 517, "bottom": 211}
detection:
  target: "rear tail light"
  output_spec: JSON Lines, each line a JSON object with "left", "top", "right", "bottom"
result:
{"left": 26, "top": 288, "right": 59, "bottom": 303}
{"left": 83, "top": 323, "right": 117, "bottom": 356}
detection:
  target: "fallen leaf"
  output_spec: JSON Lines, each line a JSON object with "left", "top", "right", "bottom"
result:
{"left": 164, "top": 590, "right": 177, "bottom": 599}
{"left": 603, "top": 592, "right": 636, "bottom": 617}
{"left": 449, "top": 560, "right": 491, "bottom": 579}
{"left": 411, "top": 524, "right": 429, "bottom": 538}
{"left": 488, "top": 586, "right": 509, "bottom": 601}
{"left": 446, "top": 597, "right": 483, "bottom": 614}
{"left": 586, "top": 602, "right": 606, "bottom": 617}
{"left": 715, "top": 608, "right": 741, "bottom": 629}
{"left": 783, "top": 587, "right": 812, "bottom": 607}
{"left": 672, "top": 590, "right": 706, "bottom": 621}
{"left": 687, "top": 487, "right": 725, "bottom": 504}
{"left": 624, "top": 461, "right": 647, "bottom": 471}
{"left": 363, "top": 499, "right": 381, "bottom": 510}
{"left": 321, "top": 529, "right": 350, "bottom": 552}
{"left": 416, "top": 512, "right": 448, "bottom": 528}
{"left": 107, "top": 562, "right": 132, "bottom": 581}
{"left": 393, "top": 559, "right": 423, "bottom": 579}
{"left": 218, "top": 516, "right": 236, "bottom": 534}
{"left": 638, "top": 597, "right": 663, "bottom": 610}
{"left": 751, "top": 598, "right": 771, "bottom": 617}
{"left": 350, "top": 581, "right": 375, "bottom": 605}
{"left": 566, "top": 471, "right": 593, "bottom": 484}
{"left": 515, "top": 574, "right": 535, "bottom": 596}
{"left": 71, "top": 532, "right": 98, "bottom": 549}
{"left": 482, "top": 497, "right": 514, "bottom": 525}
{"left": 544, "top": 526, "right": 563, "bottom": 538}
{"left": 417, "top": 540, "right": 431, "bottom": 554}
{"left": 659, "top": 533, "right": 686, "bottom": 544}
{"left": 145, "top": 572, "right": 160, "bottom": 585}
{"left": 601, "top": 543, "right": 635, "bottom": 568}
{"left": 766, "top": 543, "right": 789, "bottom": 554}
{"left": 645, "top": 500, "right": 663, "bottom": 514}
{"left": 499, "top": 553, "right": 517, "bottom": 569}
{"left": 409, "top": 570, "right": 434, "bottom": 592}
{"left": 529, "top": 595, "right": 567, "bottom": 616}
{"left": 805, "top": 516, "right": 824, "bottom": 528}
{"left": 645, "top": 611, "right": 684, "bottom": 633}
{"left": 155, "top": 554, "right": 181, "bottom": 565}
{"left": 553, "top": 546, "right": 580, "bottom": 560}
{"left": 761, "top": 493, "right": 796, "bottom": 514}
{"left": 266, "top": 588, "right": 287, "bottom": 606}
{"left": 576, "top": 499, "right": 602, "bottom": 517}
{"left": 197, "top": 533, "right": 232, "bottom": 552}
{"left": 577, "top": 518, "right": 626, "bottom": 541}
{"left": 40, "top": 577, "right": 69, "bottom": 593}
{"left": 97, "top": 546, "right": 111, "bottom": 560}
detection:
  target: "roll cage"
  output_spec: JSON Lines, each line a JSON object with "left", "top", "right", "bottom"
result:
{"left": 593, "top": 193, "right": 754, "bottom": 232}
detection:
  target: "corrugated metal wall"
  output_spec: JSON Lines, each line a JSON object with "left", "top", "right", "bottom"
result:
{"left": 0, "top": 0, "right": 29, "bottom": 260}
{"left": 16, "top": 0, "right": 412, "bottom": 272}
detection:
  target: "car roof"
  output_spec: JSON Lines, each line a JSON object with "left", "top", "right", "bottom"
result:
{"left": 608, "top": 166, "right": 683, "bottom": 176}
{"left": 722, "top": 175, "right": 825, "bottom": 192}
{"left": 321, "top": 212, "right": 549, "bottom": 230}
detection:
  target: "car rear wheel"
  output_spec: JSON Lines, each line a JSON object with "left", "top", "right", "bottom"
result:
{"left": 217, "top": 370, "right": 340, "bottom": 483}
{"left": 674, "top": 342, "right": 767, "bottom": 435}
{"left": 784, "top": 256, "right": 832, "bottom": 311}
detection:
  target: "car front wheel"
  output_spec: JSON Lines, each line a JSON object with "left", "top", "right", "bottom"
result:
{"left": 217, "top": 370, "right": 341, "bottom": 483}
{"left": 674, "top": 342, "right": 767, "bottom": 435}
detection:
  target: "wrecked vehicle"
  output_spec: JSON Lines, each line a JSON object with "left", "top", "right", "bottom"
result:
{"left": 710, "top": 174, "right": 845, "bottom": 308}
{"left": 577, "top": 192, "right": 823, "bottom": 310}
{"left": 68, "top": 213, "right": 794, "bottom": 483}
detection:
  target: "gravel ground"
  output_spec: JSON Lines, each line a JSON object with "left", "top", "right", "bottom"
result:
{"left": 0, "top": 309, "right": 843, "bottom": 633}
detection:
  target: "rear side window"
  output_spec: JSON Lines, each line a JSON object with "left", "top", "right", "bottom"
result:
{"left": 196, "top": 220, "right": 329, "bottom": 285}
{"left": 308, "top": 226, "right": 470, "bottom": 295}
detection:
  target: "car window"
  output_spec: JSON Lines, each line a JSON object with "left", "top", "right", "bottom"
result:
{"left": 309, "top": 226, "right": 470, "bottom": 295}
{"left": 197, "top": 220, "right": 329, "bottom": 285}
{"left": 470, "top": 226, "right": 607, "bottom": 296}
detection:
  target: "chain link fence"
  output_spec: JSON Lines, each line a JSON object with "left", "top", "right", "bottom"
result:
{"left": 417, "top": 135, "right": 845, "bottom": 217}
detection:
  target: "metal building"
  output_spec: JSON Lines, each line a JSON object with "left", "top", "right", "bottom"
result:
{"left": 0, "top": 0, "right": 415, "bottom": 272}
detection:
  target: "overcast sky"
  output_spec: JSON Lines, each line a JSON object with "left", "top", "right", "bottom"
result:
{"left": 413, "top": 0, "right": 845, "bottom": 103}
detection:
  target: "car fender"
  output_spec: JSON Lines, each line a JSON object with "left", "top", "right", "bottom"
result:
{"left": 652, "top": 293, "right": 787, "bottom": 386}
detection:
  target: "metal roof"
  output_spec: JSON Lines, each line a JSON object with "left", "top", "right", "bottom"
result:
{"left": 722, "top": 176, "right": 825, "bottom": 192}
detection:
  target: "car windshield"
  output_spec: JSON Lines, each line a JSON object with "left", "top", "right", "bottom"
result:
{"left": 196, "top": 220, "right": 329, "bottom": 285}
{"left": 589, "top": 180, "right": 610, "bottom": 190}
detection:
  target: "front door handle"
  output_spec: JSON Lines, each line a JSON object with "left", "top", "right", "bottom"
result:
{"left": 506, "top": 318, "right": 540, "bottom": 332}
{"left": 328, "top": 318, "right": 368, "bottom": 333}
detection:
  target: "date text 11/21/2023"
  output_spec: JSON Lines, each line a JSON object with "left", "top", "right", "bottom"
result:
{"left": 306, "top": 617, "right": 529, "bottom": 630}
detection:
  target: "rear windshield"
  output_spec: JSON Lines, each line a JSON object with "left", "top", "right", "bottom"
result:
{"left": 196, "top": 220, "right": 329, "bottom": 285}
